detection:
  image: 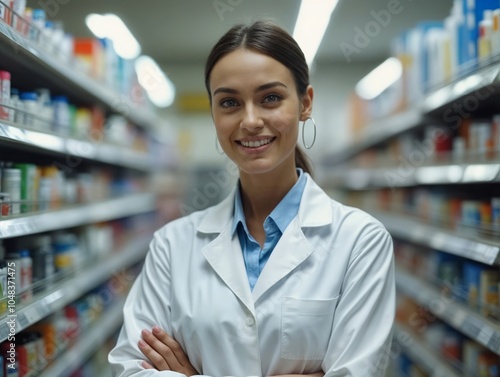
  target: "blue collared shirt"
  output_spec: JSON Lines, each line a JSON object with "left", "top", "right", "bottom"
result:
{"left": 231, "top": 169, "right": 307, "bottom": 291}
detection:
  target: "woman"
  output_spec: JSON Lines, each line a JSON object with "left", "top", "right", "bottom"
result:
{"left": 109, "top": 20, "right": 395, "bottom": 377}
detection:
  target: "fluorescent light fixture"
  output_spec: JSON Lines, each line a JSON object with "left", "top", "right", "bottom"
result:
{"left": 355, "top": 57, "right": 403, "bottom": 100}
{"left": 85, "top": 14, "right": 107, "bottom": 39}
{"left": 85, "top": 13, "right": 141, "bottom": 59}
{"left": 135, "top": 56, "right": 176, "bottom": 108}
{"left": 293, "top": 0, "right": 339, "bottom": 65}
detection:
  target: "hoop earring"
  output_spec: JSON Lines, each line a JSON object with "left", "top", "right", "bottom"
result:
{"left": 215, "top": 136, "right": 224, "bottom": 155}
{"left": 301, "top": 117, "right": 316, "bottom": 149}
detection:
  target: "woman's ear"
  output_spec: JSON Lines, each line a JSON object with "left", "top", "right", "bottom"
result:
{"left": 300, "top": 85, "right": 314, "bottom": 121}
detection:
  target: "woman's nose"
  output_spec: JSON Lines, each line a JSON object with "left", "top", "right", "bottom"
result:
{"left": 240, "top": 105, "right": 264, "bottom": 131}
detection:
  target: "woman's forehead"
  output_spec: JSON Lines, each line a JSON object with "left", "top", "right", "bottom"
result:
{"left": 210, "top": 49, "right": 295, "bottom": 91}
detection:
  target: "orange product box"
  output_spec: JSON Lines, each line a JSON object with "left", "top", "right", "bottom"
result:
{"left": 73, "top": 38, "right": 104, "bottom": 79}
{"left": 29, "top": 322, "right": 57, "bottom": 361}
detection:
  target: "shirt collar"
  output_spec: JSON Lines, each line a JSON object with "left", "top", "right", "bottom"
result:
{"left": 231, "top": 168, "right": 307, "bottom": 235}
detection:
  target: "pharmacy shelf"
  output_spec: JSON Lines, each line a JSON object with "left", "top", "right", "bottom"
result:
{"left": 369, "top": 210, "right": 500, "bottom": 265}
{"left": 322, "top": 62, "right": 500, "bottom": 168}
{"left": 0, "top": 236, "right": 150, "bottom": 342}
{"left": 328, "top": 162, "right": 500, "bottom": 189}
{"left": 323, "top": 109, "right": 423, "bottom": 166}
{"left": 0, "top": 121, "right": 158, "bottom": 171}
{"left": 0, "top": 192, "right": 156, "bottom": 239}
{"left": 396, "top": 268, "right": 500, "bottom": 355}
{"left": 0, "top": 20, "right": 158, "bottom": 130}
{"left": 422, "top": 62, "right": 500, "bottom": 114}
{"left": 393, "top": 323, "right": 461, "bottom": 377}
{"left": 38, "top": 295, "right": 125, "bottom": 377}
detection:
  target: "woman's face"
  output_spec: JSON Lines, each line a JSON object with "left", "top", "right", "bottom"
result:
{"left": 209, "top": 48, "right": 313, "bottom": 176}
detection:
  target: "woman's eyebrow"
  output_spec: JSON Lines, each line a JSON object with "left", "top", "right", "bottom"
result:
{"left": 256, "top": 81, "right": 288, "bottom": 92}
{"left": 213, "top": 87, "right": 238, "bottom": 96}
{"left": 213, "top": 81, "right": 288, "bottom": 97}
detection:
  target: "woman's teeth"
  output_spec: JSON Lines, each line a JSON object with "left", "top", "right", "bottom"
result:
{"left": 240, "top": 138, "right": 272, "bottom": 148}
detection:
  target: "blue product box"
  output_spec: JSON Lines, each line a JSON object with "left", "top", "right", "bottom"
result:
{"left": 464, "top": 0, "right": 500, "bottom": 62}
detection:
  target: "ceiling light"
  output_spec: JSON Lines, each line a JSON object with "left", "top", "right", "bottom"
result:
{"left": 355, "top": 57, "right": 403, "bottom": 100}
{"left": 293, "top": 0, "right": 339, "bottom": 66}
{"left": 85, "top": 13, "right": 141, "bottom": 59}
{"left": 85, "top": 14, "right": 107, "bottom": 39}
{"left": 135, "top": 56, "right": 176, "bottom": 108}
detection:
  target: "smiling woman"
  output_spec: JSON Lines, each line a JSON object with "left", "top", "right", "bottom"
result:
{"left": 108, "top": 20, "right": 396, "bottom": 377}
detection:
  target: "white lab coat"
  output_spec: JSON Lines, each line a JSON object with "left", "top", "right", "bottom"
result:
{"left": 109, "top": 174, "right": 395, "bottom": 377}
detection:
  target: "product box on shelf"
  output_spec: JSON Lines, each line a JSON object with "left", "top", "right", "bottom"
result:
{"left": 73, "top": 38, "right": 105, "bottom": 79}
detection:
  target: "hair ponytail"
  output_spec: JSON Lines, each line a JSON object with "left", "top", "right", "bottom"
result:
{"left": 295, "top": 146, "right": 313, "bottom": 176}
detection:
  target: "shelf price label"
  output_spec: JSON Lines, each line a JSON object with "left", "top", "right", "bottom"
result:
{"left": 0, "top": 323, "right": 9, "bottom": 341}
{"left": 432, "top": 367, "right": 450, "bottom": 377}
{"left": 36, "top": 303, "right": 50, "bottom": 318}
{"left": 462, "top": 316, "right": 484, "bottom": 341}
{"left": 17, "top": 312, "right": 29, "bottom": 330}
{"left": 477, "top": 326, "right": 494, "bottom": 347}
{"left": 487, "top": 333, "right": 500, "bottom": 354}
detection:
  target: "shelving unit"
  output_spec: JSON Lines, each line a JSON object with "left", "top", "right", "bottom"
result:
{"left": 322, "top": 60, "right": 500, "bottom": 167}
{"left": 393, "top": 323, "right": 462, "bottom": 377}
{"left": 0, "top": 6, "right": 172, "bottom": 376}
{"left": 396, "top": 268, "right": 500, "bottom": 355}
{"left": 0, "top": 120, "right": 160, "bottom": 171}
{"left": 368, "top": 210, "right": 500, "bottom": 265}
{"left": 0, "top": 20, "right": 159, "bottom": 129}
{"left": 327, "top": 161, "right": 500, "bottom": 189}
{"left": 323, "top": 109, "right": 423, "bottom": 166}
{"left": 0, "top": 192, "right": 156, "bottom": 238}
{"left": 37, "top": 296, "right": 125, "bottom": 377}
{"left": 0, "top": 236, "right": 150, "bottom": 341}
{"left": 322, "top": 41, "right": 500, "bottom": 374}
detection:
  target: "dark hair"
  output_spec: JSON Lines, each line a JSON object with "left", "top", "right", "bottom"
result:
{"left": 204, "top": 20, "right": 313, "bottom": 175}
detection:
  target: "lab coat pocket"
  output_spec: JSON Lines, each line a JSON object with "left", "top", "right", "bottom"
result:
{"left": 281, "top": 296, "right": 339, "bottom": 360}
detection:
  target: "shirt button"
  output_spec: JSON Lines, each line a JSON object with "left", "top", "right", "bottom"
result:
{"left": 245, "top": 317, "right": 255, "bottom": 326}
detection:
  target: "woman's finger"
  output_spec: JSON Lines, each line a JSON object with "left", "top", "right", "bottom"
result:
{"left": 138, "top": 337, "right": 172, "bottom": 371}
{"left": 142, "top": 361, "right": 155, "bottom": 369}
{"left": 151, "top": 327, "right": 192, "bottom": 367}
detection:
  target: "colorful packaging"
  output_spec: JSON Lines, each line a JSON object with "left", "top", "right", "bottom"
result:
{"left": 480, "top": 269, "right": 500, "bottom": 318}
{"left": 0, "top": 261, "right": 7, "bottom": 315}
{"left": 2, "top": 169, "right": 20, "bottom": 215}
{"left": 13, "top": 164, "right": 37, "bottom": 213}
{"left": 478, "top": 351, "right": 500, "bottom": 377}
{"left": 463, "top": 340, "right": 482, "bottom": 377}
{"left": 463, "top": 261, "right": 483, "bottom": 309}
{"left": 0, "top": 71, "right": 11, "bottom": 120}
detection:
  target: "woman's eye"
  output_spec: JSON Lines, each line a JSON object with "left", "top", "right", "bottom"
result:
{"left": 220, "top": 99, "right": 238, "bottom": 108}
{"left": 263, "top": 94, "right": 281, "bottom": 103}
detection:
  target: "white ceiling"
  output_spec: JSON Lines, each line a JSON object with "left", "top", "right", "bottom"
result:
{"left": 35, "top": 0, "right": 453, "bottom": 66}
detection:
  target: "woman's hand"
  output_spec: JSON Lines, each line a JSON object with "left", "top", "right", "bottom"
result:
{"left": 138, "top": 326, "right": 199, "bottom": 376}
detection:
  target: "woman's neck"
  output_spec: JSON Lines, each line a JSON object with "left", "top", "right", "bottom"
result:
{"left": 239, "top": 165, "right": 299, "bottom": 224}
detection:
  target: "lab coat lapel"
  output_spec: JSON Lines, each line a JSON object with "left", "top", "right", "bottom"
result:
{"left": 251, "top": 175, "right": 332, "bottom": 302}
{"left": 251, "top": 217, "right": 313, "bottom": 302}
{"left": 202, "top": 228, "right": 255, "bottom": 315}
{"left": 199, "top": 191, "right": 255, "bottom": 315}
